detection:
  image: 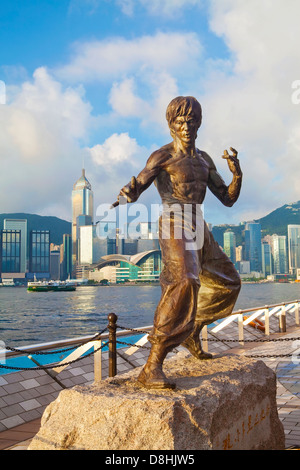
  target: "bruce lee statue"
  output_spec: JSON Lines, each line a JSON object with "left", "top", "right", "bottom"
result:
{"left": 113, "top": 96, "right": 242, "bottom": 389}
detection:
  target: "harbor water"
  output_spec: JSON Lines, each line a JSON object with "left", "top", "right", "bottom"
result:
{"left": 1, "top": 282, "right": 300, "bottom": 348}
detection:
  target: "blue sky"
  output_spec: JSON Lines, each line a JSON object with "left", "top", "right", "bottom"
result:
{"left": 0, "top": 0, "right": 300, "bottom": 226}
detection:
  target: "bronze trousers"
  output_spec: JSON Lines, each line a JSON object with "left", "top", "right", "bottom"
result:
{"left": 148, "top": 219, "right": 241, "bottom": 351}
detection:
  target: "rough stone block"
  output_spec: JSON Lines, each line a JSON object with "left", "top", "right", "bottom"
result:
{"left": 28, "top": 352, "right": 285, "bottom": 450}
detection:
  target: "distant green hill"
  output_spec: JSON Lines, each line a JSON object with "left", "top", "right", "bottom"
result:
{"left": 212, "top": 200, "right": 300, "bottom": 247}
{"left": 0, "top": 213, "right": 71, "bottom": 245}
{"left": 255, "top": 201, "right": 300, "bottom": 237}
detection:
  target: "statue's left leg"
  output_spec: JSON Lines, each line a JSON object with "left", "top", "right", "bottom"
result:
{"left": 181, "top": 225, "right": 241, "bottom": 359}
{"left": 181, "top": 322, "right": 213, "bottom": 359}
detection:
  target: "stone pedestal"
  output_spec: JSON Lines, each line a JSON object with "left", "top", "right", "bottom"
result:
{"left": 28, "top": 352, "right": 285, "bottom": 450}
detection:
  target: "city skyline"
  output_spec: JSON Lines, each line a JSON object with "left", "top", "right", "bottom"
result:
{"left": 0, "top": 2, "right": 300, "bottom": 226}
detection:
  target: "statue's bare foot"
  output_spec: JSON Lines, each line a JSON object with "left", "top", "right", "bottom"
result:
{"left": 137, "top": 365, "right": 176, "bottom": 390}
{"left": 181, "top": 336, "right": 213, "bottom": 360}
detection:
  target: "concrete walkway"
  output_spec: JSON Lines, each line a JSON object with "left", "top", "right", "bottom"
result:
{"left": 1, "top": 319, "right": 300, "bottom": 450}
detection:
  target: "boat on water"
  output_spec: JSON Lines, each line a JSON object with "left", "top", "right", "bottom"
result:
{"left": 27, "top": 280, "right": 76, "bottom": 292}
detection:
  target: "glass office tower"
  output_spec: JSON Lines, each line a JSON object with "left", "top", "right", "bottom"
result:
{"left": 29, "top": 230, "right": 50, "bottom": 274}
{"left": 3, "top": 219, "right": 27, "bottom": 272}
{"left": 245, "top": 222, "right": 262, "bottom": 273}
{"left": 223, "top": 231, "right": 236, "bottom": 264}
{"left": 62, "top": 234, "right": 72, "bottom": 280}
{"left": 288, "top": 225, "right": 300, "bottom": 275}
{"left": 1, "top": 230, "right": 21, "bottom": 273}
{"left": 272, "top": 235, "right": 288, "bottom": 274}
{"left": 72, "top": 169, "right": 94, "bottom": 270}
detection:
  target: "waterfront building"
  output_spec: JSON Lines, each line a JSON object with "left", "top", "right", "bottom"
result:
{"left": 72, "top": 168, "right": 94, "bottom": 270}
{"left": 261, "top": 241, "right": 273, "bottom": 277}
{"left": 3, "top": 219, "right": 27, "bottom": 272}
{"left": 61, "top": 234, "right": 72, "bottom": 280}
{"left": 287, "top": 225, "right": 300, "bottom": 275}
{"left": 245, "top": 222, "right": 262, "bottom": 273}
{"left": 88, "top": 250, "right": 162, "bottom": 283}
{"left": 272, "top": 235, "right": 288, "bottom": 274}
{"left": 0, "top": 229, "right": 21, "bottom": 274}
{"left": 96, "top": 221, "right": 117, "bottom": 256}
{"left": 29, "top": 230, "right": 50, "bottom": 278}
{"left": 236, "top": 245, "right": 243, "bottom": 263}
{"left": 50, "top": 251, "right": 60, "bottom": 280}
{"left": 223, "top": 231, "right": 236, "bottom": 264}
{"left": 238, "top": 260, "right": 250, "bottom": 275}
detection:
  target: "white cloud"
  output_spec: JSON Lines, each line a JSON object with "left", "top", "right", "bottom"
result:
{"left": 117, "top": 0, "right": 202, "bottom": 17}
{"left": 109, "top": 72, "right": 179, "bottom": 131}
{"left": 0, "top": 67, "right": 94, "bottom": 217}
{"left": 88, "top": 132, "right": 143, "bottom": 169}
{"left": 56, "top": 32, "right": 202, "bottom": 82}
{"left": 194, "top": 0, "right": 300, "bottom": 223}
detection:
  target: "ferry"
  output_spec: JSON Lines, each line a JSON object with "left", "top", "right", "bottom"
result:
{"left": 27, "top": 280, "right": 76, "bottom": 292}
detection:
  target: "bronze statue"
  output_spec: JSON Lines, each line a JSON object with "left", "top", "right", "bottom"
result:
{"left": 113, "top": 96, "right": 242, "bottom": 389}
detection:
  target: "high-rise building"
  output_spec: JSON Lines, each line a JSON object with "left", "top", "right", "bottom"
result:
{"left": 61, "top": 234, "right": 72, "bottom": 280}
{"left": 72, "top": 169, "right": 94, "bottom": 270}
{"left": 288, "top": 225, "right": 300, "bottom": 275}
{"left": 29, "top": 230, "right": 50, "bottom": 276}
{"left": 272, "top": 235, "right": 288, "bottom": 274}
{"left": 1, "top": 229, "right": 21, "bottom": 273}
{"left": 261, "top": 241, "right": 272, "bottom": 277}
{"left": 50, "top": 251, "right": 60, "bottom": 280}
{"left": 4, "top": 219, "right": 27, "bottom": 272}
{"left": 245, "top": 222, "right": 262, "bottom": 273}
{"left": 223, "top": 231, "right": 236, "bottom": 264}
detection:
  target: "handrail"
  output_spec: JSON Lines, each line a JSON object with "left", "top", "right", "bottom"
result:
{"left": 0, "top": 325, "right": 153, "bottom": 359}
{"left": 1, "top": 299, "right": 300, "bottom": 360}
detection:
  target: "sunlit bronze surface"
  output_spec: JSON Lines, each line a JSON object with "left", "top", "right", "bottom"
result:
{"left": 114, "top": 96, "right": 242, "bottom": 389}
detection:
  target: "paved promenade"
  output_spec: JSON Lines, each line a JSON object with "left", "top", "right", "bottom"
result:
{"left": 1, "top": 313, "right": 300, "bottom": 450}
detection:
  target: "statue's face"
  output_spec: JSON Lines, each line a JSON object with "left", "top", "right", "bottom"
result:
{"left": 171, "top": 114, "right": 198, "bottom": 144}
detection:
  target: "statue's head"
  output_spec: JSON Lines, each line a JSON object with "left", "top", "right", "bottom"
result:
{"left": 166, "top": 96, "right": 202, "bottom": 131}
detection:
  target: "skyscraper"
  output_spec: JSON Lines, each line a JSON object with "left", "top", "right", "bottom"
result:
{"left": 272, "top": 235, "right": 288, "bottom": 274}
{"left": 287, "top": 225, "right": 300, "bottom": 275}
{"left": 245, "top": 222, "right": 262, "bottom": 273}
{"left": 72, "top": 169, "right": 94, "bottom": 270}
{"left": 261, "top": 241, "right": 272, "bottom": 277}
{"left": 1, "top": 229, "right": 21, "bottom": 273}
{"left": 29, "top": 230, "right": 50, "bottom": 276}
{"left": 61, "top": 234, "right": 72, "bottom": 280}
{"left": 223, "top": 231, "right": 236, "bottom": 264}
{"left": 4, "top": 219, "right": 27, "bottom": 272}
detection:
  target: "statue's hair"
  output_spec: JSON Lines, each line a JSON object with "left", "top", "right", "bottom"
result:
{"left": 166, "top": 96, "right": 202, "bottom": 128}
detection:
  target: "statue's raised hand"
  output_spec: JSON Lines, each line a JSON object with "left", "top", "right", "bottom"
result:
{"left": 222, "top": 147, "right": 241, "bottom": 176}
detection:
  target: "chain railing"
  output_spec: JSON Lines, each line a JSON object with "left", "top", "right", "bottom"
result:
{"left": 0, "top": 299, "right": 300, "bottom": 387}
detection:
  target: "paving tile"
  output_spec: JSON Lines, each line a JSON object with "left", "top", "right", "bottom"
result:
{"left": 19, "top": 399, "right": 41, "bottom": 412}
{"left": 3, "top": 383, "right": 25, "bottom": 394}
{"left": 0, "top": 377, "right": 8, "bottom": 386}
{"left": 1, "top": 415, "right": 25, "bottom": 430}
{"left": 2, "top": 393, "right": 24, "bottom": 406}
{"left": 20, "top": 379, "right": 40, "bottom": 390}
{"left": 2, "top": 404, "right": 24, "bottom": 418}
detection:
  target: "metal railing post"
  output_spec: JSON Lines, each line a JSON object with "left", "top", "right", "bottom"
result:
{"left": 108, "top": 313, "right": 118, "bottom": 377}
{"left": 295, "top": 302, "right": 300, "bottom": 326}
{"left": 201, "top": 325, "right": 208, "bottom": 352}
{"left": 93, "top": 340, "right": 102, "bottom": 383}
{"left": 238, "top": 313, "right": 244, "bottom": 346}
{"left": 264, "top": 307, "right": 270, "bottom": 336}
{"left": 279, "top": 305, "right": 286, "bottom": 333}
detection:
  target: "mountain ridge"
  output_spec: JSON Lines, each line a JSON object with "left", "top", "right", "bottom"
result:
{"left": 0, "top": 213, "right": 71, "bottom": 246}
{"left": 212, "top": 200, "right": 300, "bottom": 247}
